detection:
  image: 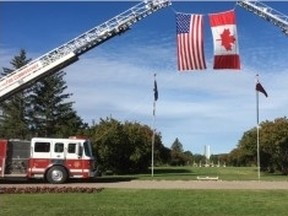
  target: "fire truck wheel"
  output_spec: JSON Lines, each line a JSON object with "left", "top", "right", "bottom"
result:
{"left": 46, "top": 166, "right": 68, "bottom": 184}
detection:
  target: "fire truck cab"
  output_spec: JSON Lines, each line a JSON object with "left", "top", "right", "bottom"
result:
{"left": 0, "top": 136, "right": 97, "bottom": 184}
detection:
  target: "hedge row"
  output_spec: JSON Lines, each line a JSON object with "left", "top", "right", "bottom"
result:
{"left": 0, "top": 186, "right": 104, "bottom": 194}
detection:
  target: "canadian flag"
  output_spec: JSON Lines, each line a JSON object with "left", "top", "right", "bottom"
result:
{"left": 209, "top": 10, "right": 240, "bottom": 69}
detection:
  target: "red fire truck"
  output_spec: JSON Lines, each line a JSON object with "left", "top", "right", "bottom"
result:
{"left": 0, "top": 137, "right": 97, "bottom": 184}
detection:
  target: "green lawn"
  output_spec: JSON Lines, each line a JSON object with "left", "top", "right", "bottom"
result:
{"left": 2, "top": 167, "right": 288, "bottom": 216}
{"left": 98, "top": 166, "right": 288, "bottom": 181}
{"left": 1, "top": 189, "right": 288, "bottom": 216}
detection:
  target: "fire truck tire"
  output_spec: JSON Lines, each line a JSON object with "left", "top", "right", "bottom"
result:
{"left": 46, "top": 166, "right": 68, "bottom": 184}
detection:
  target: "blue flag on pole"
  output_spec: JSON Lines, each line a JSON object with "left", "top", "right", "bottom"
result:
{"left": 154, "top": 75, "right": 158, "bottom": 101}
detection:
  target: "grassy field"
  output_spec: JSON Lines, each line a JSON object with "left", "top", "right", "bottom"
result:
{"left": 1, "top": 167, "right": 288, "bottom": 216}
{"left": 1, "top": 189, "right": 288, "bottom": 216}
{"left": 98, "top": 166, "right": 288, "bottom": 182}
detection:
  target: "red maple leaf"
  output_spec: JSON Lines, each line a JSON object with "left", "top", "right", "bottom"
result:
{"left": 219, "top": 28, "right": 236, "bottom": 51}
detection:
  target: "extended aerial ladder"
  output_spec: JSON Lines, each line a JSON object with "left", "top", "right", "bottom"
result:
{"left": 0, "top": 0, "right": 171, "bottom": 102}
{"left": 237, "top": 0, "right": 288, "bottom": 36}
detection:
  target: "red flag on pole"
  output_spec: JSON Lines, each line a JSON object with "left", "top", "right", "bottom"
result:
{"left": 256, "top": 81, "right": 268, "bottom": 97}
{"left": 209, "top": 10, "right": 240, "bottom": 69}
{"left": 176, "top": 13, "right": 206, "bottom": 71}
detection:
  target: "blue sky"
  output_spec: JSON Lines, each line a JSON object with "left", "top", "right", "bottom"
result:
{"left": 1, "top": 1, "right": 288, "bottom": 155}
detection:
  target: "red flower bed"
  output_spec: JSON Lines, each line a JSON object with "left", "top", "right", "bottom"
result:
{"left": 0, "top": 186, "right": 103, "bottom": 194}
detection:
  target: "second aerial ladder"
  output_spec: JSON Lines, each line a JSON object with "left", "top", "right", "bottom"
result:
{"left": 237, "top": 0, "right": 288, "bottom": 36}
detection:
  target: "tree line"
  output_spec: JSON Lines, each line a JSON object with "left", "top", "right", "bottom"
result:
{"left": 228, "top": 117, "right": 288, "bottom": 175}
{"left": 1, "top": 50, "right": 288, "bottom": 175}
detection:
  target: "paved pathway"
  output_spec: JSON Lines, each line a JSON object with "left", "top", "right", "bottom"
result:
{"left": 1, "top": 180, "right": 288, "bottom": 190}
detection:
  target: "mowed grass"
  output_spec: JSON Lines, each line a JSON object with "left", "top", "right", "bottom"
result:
{"left": 1, "top": 167, "right": 288, "bottom": 216}
{"left": 1, "top": 189, "right": 288, "bottom": 216}
{"left": 99, "top": 166, "right": 288, "bottom": 181}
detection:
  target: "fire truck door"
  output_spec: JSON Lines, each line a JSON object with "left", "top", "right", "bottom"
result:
{"left": 51, "top": 142, "right": 65, "bottom": 160}
{"left": 65, "top": 142, "right": 84, "bottom": 172}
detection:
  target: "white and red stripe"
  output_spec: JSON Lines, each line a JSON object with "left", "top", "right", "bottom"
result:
{"left": 176, "top": 13, "right": 206, "bottom": 71}
{"left": 209, "top": 10, "right": 240, "bottom": 69}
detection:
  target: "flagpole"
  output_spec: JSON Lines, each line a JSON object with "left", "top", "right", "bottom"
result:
{"left": 256, "top": 87, "right": 261, "bottom": 181}
{"left": 151, "top": 73, "right": 157, "bottom": 178}
{"left": 255, "top": 74, "right": 268, "bottom": 181}
{"left": 151, "top": 100, "right": 156, "bottom": 178}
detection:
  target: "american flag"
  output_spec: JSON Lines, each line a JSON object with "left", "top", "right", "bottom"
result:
{"left": 176, "top": 13, "right": 206, "bottom": 71}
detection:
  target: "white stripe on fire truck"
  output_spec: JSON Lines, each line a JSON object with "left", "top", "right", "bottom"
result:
{"left": 30, "top": 168, "right": 91, "bottom": 173}
{"left": 70, "top": 169, "right": 90, "bottom": 173}
{"left": 72, "top": 175, "right": 84, "bottom": 178}
{"left": 31, "top": 168, "right": 45, "bottom": 172}
{"left": 33, "top": 174, "right": 44, "bottom": 178}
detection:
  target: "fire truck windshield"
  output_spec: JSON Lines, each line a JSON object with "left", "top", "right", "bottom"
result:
{"left": 83, "top": 140, "right": 93, "bottom": 157}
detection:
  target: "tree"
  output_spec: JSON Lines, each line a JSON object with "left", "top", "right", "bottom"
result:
{"left": 170, "top": 138, "right": 188, "bottom": 166}
{"left": 0, "top": 49, "right": 86, "bottom": 139}
{"left": 183, "top": 151, "right": 194, "bottom": 165}
{"left": 259, "top": 117, "right": 288, "bottom": 174}
{"left": 90, "top": 118, "right": 129, "bottom": 174}
{"left": 89, "top": 117, "right": 166, "bottom": 174}
{"left": 55, "top": 110, "right": 89, "bottom": 137}
{"left": 229, "top": 128, "right": 258, "bottom": 167}
{"left": 193, "top": 154, "right": 206, "bottom": 166}
{"left": 210, "top": 153, "right": 228, "bottom": 166}
{"left": 28, "top": 70, "right": 85, "bottom": 137}
{"left": 124, "top": 121, "right": 153, "bottom": 172}
{"left": 171, "top": 138, "right": 184, "bottom": 152}
{"left": 0, "top": 49, "right": 31, "bottom": 139}
{"left": 229, "top": 117, "right": 288, "bottom": 175}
